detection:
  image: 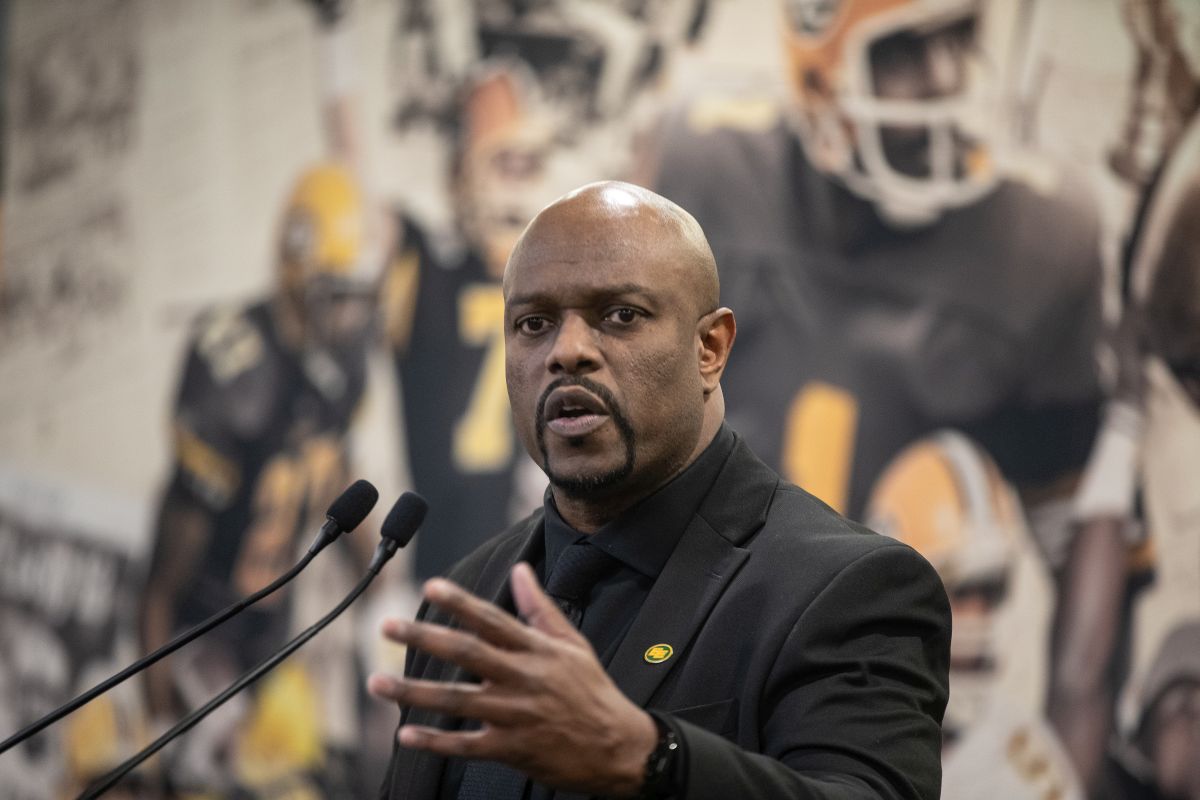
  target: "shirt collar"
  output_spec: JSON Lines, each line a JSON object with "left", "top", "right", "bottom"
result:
{"left": 543, "top": 424, "right": 736, "bottom": 580}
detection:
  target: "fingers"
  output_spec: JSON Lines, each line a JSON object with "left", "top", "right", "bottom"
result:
{"left": 395, "top": 724, "right": 493, "bottom": 760}
{"left": 367, "top": 673, "right": 534, "bottom": 726}
{"left": 510, "top": 562, "right": 577, "bottom": 641}
{"left": 422, "top": 576, "right": 538, "bottom": 651}
{"left": 380, "top": 618, "right": 527, "bottom": 685}
{"left": 395, "top": 723, "right": 540, "bottom": 768}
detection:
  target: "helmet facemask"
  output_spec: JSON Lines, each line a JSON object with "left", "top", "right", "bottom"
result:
{"left": 784, "top": 0, "right": 1006, "bottom": 227}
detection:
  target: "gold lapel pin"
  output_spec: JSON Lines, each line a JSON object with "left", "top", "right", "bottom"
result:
{"left": 644, "top": 643, "right": 673, "bottom": 664}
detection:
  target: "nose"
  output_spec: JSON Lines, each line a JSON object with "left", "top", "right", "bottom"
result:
{"left": 545, "top": 313, "right": 600, "bottom": 375}
{"left": 924, "top": 33, "right": 968, "bottom": 97}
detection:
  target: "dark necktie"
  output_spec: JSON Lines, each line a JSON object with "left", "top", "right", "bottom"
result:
{"left": 455, "top": 543, "right": 617, "bottom": 800}
{"left": 545, "top": 542, "right": 619, "bottom": 628}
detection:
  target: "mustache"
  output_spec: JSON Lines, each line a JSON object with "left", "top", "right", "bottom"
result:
{"left": 535, "top": 376, "right": 622, "bottom": 431}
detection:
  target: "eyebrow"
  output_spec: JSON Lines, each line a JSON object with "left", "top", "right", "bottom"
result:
{"left": 505, "top": 282, "right": 656, "bottom": 308}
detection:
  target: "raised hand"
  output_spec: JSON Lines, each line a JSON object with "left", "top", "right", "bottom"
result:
{"left": 368, "top": 562, "right": 657, "bottom": 796}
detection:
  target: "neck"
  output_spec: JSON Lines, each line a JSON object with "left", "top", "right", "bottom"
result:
{"left": 271, "top": 293, "right": 306, "bottom": 352}
{"left": 550, "top": 493, "right": 624, "bottom": 534}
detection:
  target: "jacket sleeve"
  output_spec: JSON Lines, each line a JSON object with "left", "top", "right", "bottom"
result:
{"left": 673, "top": 543, "right": 951, "bottom": 799}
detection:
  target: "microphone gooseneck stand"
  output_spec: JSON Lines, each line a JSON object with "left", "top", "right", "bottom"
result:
{"left": 79, "top": 490, "right": 426, "bottom": 799}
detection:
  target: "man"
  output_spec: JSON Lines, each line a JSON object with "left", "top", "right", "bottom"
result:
{"left": 390, "top": 64, "right": 576, "bottom": 581}
{"left": 1056, "top": 107, "right": 1200, "bottom": 800}
{"left": 647, "top": 0, "right": 1103, "bottom": 566}
{"left": 389, "top": 0, "right": 714, "bottom": 581}
{"left": 1049, "top": 18, "right": 1200, "bottom": 788}
{"left": 138, "top": 160, "right": 376, "bottom": 794}
{"left": 138, "top": 0, "right": 395, "bottom": 792}
{"left": 371, "top": 181, "right": 950, "bottom": 799}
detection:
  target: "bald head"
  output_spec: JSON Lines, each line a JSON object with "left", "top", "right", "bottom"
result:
{"left": 504, "top": 181, "right": 720, "bottom": 316}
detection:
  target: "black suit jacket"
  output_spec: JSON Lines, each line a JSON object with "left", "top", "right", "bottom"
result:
{"left": 380, "top": 434, "right": 950, "bottom": 799}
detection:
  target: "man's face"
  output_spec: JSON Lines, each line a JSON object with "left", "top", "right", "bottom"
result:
{"left": 459, "top": 121, "right": 566, "bottom": 279}
{"left": 868, "top": 15, "right": 981, "bottom": 180}
{"left": 302, "top": 272, "right": 377, "bottom": 348}
{"left": 503, "top": 202, "right": 708, "bottom": 502}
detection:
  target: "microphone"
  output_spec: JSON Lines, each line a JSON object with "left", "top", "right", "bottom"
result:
{"left": 78, "top": 491, "right": 428, "bottom": 799}
{"left": 0, "top": 479, "right": 379, "bottom": 756}
{"left": 310, "top": 478, "right": 381, "bottom": 555}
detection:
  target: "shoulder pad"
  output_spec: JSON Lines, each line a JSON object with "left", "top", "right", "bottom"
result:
{"left": 194, "top": 306, "right": 266, "bottom": 384}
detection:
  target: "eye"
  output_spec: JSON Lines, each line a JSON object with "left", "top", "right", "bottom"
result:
{"left": 604, "top": 307, "right": 642, "bottom": 325}
{"left": 515, "top": 315, "right": 552, "bottom": 335}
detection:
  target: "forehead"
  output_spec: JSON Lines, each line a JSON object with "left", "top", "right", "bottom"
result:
{"left": 504, "top": 210, "right": 692, "bottom": 304}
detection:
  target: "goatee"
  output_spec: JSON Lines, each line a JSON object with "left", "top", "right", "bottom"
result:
{"left": 535, "top": 376, "right": 636, "bottom": 497}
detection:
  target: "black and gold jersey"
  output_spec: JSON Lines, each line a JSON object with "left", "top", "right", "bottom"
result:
{"left": 162, "top": 299, "right": 366, "bottom": 654}
{"left": 653, "top": 100, "right": 1104, "bottom": 520}
{"left": 392, "top": 219, "right": 535, "bottom": 579}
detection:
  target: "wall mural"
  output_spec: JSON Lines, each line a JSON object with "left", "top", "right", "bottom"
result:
{"left": 0, "top": 0, "right": 1196, "bottom": 797}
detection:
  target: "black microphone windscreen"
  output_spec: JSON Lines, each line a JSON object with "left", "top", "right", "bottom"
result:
{"left": 381, "top": 491, "right": 428, "bottom": 548}
{"left": 327, "top": 480, "right": 379, "bottom": 532}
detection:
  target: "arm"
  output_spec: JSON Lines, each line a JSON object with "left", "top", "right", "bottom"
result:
{"left": 369, "top": 544, "right": 950, "bottom": 799}
{"left": 305, "top": 0, "right": 360, "bottom": 169}
{"left": 140, "top": 328, "right": 246, "bottom": 719}
{"left": 1045, "top": 308, "right": 1144, "bottom": 792}
{"left": 304, "top": 0, "right": 402, "bottom": 299}
{"left": 676, "top": 544, "right": 950, "bottom": 800}
{"left": 138, "top": 481, "right": 214, "bottom": 720}
{"left": 1046, "top": 517, "right": 1129, "bottom": 794}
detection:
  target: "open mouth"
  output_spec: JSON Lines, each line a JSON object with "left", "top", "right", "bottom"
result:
{"left": 543, "top": 387, "right": 610, "bottom": 438}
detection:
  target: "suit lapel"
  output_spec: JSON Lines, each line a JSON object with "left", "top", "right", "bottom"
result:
{"left": 469, "top": 515, "right": 545, "bottom": 612}
{"left": 607, "top": 514, "right": 749, "bottom": 707}
{"left": 444, "top": 514, "right": 545, "bottom": 688}
{"left": 607, "top": 436, "right": 776, "bottom": 708}
{"left": 553, "top": 439, "right": 776, "bottom": 800}
{"left": 396, "top": 517, "right": 545, "bottom": 800}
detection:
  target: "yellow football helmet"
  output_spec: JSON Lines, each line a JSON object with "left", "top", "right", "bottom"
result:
{"left": 280, "top": 162, "right": 366, "bottom": 282}
{"left": 277, "top": 162, "right": 377, "bottom": 352}
{"left": 865, "top": 429, "right": 1023, "bottom": 600}
{"left": 867, "top": 429, "right": 1027, "bottom": 737}
{"left": 781, "top": 0, "right": 1020, "bottom": 226}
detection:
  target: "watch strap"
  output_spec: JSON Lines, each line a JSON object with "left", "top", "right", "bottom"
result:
{"left": 637, "top": 711, "right": 684, "bottom": 799}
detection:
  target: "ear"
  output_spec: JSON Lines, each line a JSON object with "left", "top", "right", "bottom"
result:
{"left": 696, "top": 307, "right": 736, "bottom": 394}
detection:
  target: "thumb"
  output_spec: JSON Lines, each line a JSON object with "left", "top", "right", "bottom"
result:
{"left": 511, "top": 562, "right": 580, "bottom": 641}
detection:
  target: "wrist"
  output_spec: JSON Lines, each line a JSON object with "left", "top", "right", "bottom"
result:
{"left": 319, "top": 22, "right": 355, "bottom": 97}
{"left": 634, "top": 711, "right": 685, "bottom": 799}
{"left": 610, "top": 709, "right": 660, "bottom": 797}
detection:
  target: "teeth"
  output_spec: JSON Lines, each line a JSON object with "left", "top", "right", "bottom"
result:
{"left": 549, "top": 395, "right": 605, "bottom": 421}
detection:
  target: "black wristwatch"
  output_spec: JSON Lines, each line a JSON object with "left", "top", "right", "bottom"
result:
{"left": 637, "top": 711, "right": 683, "bottom": 799}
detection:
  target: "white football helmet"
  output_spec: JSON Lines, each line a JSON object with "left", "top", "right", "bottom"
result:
{"left": 781, "top": 0, "right": 1026, "bottom": 226}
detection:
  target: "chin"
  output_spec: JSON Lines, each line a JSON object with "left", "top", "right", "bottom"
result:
{"left": 545, "top": 459, "right": 633, "bottom": 499}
